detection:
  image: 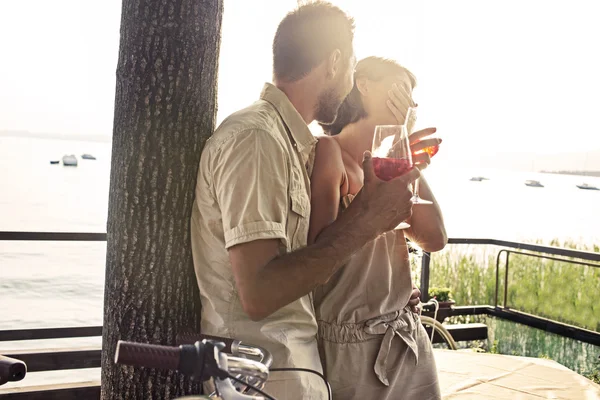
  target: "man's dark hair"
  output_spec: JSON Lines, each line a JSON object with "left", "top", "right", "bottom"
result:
{"left": 321, "top": 57, "right": 417, "bottom": 135}
{"left": 273, "top": 1, "right": 355, "bottom": 82}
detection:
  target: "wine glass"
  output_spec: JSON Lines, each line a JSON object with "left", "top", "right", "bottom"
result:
{"left": 405, "top": 107, "right": 434, "bottom": 205}
{"left": 372, "top": 124, "right": 413, "bottom": 230}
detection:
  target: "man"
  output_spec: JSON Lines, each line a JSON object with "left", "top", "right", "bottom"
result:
{"left": 191, "top": 2, "right": 420, "bottom": 398}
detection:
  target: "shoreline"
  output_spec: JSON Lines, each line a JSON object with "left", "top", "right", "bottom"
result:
{"left": 540, "top": 170, "right": 600, "bottom": 178}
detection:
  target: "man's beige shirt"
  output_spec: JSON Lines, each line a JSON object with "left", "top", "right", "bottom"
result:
{"left": 191, "top": 83, "right": 324, "bottom": 399}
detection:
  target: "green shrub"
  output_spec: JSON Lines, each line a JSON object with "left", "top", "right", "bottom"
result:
{"left": 428, "top": 287, "right": 453, "bottom": 302}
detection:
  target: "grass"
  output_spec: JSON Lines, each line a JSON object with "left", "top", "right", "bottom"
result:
{"left": 586, "top": 365, "right": 600, "bottom": 384}
{"left": 411, "top": 238, "right": 600, "bottom": 377}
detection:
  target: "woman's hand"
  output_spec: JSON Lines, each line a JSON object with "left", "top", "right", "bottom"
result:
{"left": 386, "top": 83, "right": 441, "bottom": 170}
{"left": 408, "top": 283, "right": 421, "bottom": 313}
{"left": 386, "top": 83, "right": 415, "bottom": 125}
{"left": 410, "top": 128, "right": 442, "bottom": 170}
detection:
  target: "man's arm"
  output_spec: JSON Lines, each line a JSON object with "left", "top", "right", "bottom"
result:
{"left": 219, "top": 132, "right": 418, "bottom": 321}
{"left": 230, "top": 161, "right": 416, "bottom": 321}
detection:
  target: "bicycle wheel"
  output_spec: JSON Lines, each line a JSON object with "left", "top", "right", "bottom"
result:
{"left": 420, "top": 315, "right": 458, "bottom": 350}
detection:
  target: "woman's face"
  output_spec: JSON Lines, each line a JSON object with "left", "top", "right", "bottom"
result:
{"left": 363, "top": 73, "right": 414, "bottom": 126}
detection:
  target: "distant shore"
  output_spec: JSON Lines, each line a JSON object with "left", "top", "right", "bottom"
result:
{"left": 540, "top": 170, "right": 600, "bottom": 178}
{"left": 0, "top": 130, "right": 110, "bottom": 143}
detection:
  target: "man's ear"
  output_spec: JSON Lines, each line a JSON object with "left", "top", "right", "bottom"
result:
{"left": 327, "top": 49, "right": 342, "bottom": 79}
{"left": 356, "top": 77, "right": 369, "bottom": 96}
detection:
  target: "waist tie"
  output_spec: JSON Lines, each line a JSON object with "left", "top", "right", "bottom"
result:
{"left": 363, "top": 309, "right": 419, "bottom": 386}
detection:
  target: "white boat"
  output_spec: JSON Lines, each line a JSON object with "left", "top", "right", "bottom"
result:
{"left": 470, "top": 176, "right": 488, "bottom": 182}
{"left": 576, "top": 183, "right": 599, "bottom": 191}
{"left": 62, "top": 155, "right": 78, "bottom": 167}
{"left": 81, "top": 154, "right": 96, "bottom": 160}
{"left": 525, "top": 180, "right": 543, "bottom": 187}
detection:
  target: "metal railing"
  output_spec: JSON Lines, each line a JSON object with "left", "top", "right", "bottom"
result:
{"left": 495, "top": 249, "right": 600, "bottom": 308}
{"left": 419, "top": 238, "right": 600, "bottom": 304}
{"left": 1, "top": 231, "right": 599, "bottom": 399}
{"left": 1, "top": 231, "right": 599, "bottom": 346}
{"left": 419, "top": 238, "right": 600, "bottom": 346}
{"left": 0, "top": 231, "right": 106, "bottom": 241}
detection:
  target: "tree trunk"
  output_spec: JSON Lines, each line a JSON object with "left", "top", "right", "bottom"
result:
{"left": 101, "top": 0, "right": 222, "bottom": 398}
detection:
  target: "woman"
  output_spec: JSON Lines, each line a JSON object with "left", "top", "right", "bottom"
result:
{"left": 309, "top": 57, "right": 447, "bottom": 399}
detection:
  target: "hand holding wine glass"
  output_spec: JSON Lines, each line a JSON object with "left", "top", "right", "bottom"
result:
{"left": 409, "top": 128, "right": 442, "bottom": 170}
{"left": 387, "top": 84, "right": 441, "bottom": 170}
{"left": 387, "top": 85, "right": 441, "bottom": 203}
{"left": 359, "top": 151, "right": 419, "bottom": 233}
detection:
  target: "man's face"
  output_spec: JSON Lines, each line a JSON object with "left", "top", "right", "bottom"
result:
{"left": 314, "top": 53, "right": 356, "bottom": 124}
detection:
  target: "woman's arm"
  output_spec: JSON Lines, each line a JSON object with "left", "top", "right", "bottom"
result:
{"left": 405, "top": 176, "right": 447, "bottom": 252}
{"left": 386, "top": 87, "right": 447, "bottom": 252}
{"left": 307, "top": 137, "right": 346, "bottom": 245}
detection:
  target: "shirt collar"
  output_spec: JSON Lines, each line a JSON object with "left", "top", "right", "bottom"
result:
{"left": 260, "top": 83, "right": 317, "bottom": 155}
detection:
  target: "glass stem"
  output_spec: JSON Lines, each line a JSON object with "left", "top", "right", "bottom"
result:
{"left": 413, "top": 178, "right": 420, "bottom": 198}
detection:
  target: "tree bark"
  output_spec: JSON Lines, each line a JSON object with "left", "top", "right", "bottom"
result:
{"left": 101, "top": 0, "right": 222, "bottom": 398}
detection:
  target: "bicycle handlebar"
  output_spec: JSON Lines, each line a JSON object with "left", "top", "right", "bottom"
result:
{"left": 177, "top": 333, "right": 273, "bottom": 368}
{"left": 114, "top": 341, "right": 181, "bottom": 371}
{"left": 178, "top": 333, "right": 235, "bottom": 354}
{"left": 0, "top": 355, "right": 26, "bottom": 386}
{"left": 115, "top": 339, "right": 271, "bottom": 399}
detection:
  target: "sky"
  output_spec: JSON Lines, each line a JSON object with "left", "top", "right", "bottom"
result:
{"left": 1, "top": 0, "right": 599, "bottom": 169}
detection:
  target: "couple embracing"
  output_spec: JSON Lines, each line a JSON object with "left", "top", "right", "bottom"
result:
{"left": 191, "top": 2, "right": 447, "bottom": 399}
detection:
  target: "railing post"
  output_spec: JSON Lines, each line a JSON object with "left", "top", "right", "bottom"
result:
{"left": 504, "top": 251, "right": 510, "bottom": 308}
{"left": 420, "top": 252, "right": 431, "bottom": 302}
{"left": 495, "top": 250, "right": 503, "bottom": 307}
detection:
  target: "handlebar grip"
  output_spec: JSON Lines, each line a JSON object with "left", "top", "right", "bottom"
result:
{"left": 177, "top": 333, "right": 234, "bottom": 353}
{"left": 115, "top": 340, "right": 180, "bottom": 371}
{"left": 0, "top": 355, "right": 26, "bottom": 385}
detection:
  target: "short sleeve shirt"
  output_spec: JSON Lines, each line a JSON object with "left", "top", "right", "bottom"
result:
{"left": 191, "top": 83, "right": 325, "bottom": 399}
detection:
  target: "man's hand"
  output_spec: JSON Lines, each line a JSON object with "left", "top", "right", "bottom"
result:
{"left": 408, "top": 284, "right": 421, "bottom": 313}
{"left": 347, "top": 152, "right": 420, "bottom": 237}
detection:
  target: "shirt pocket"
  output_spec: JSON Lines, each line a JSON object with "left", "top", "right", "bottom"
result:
{"left": 289, "top": 190, "right": 310, "bottom": 249}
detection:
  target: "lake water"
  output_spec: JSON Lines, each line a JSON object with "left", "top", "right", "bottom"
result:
{"left": 0, "top": 135, "right": 598, "bottom": 387}
{"left": 0, "top": 135, "right": 599, "bottom": 330}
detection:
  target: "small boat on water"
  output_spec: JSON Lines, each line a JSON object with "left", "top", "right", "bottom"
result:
{"left": 81, "top": 154, "right": 96, "bottom": 160}
{"left": 576, "top": 183, "right": 599, "bottom": 191}
{"left": 50, "top": 160, "right": 59, "bottom": 165}
{"left": 470, "top": 176, "right": 488, "bottom": 182}
{"left": 525, "top": 180, "right": 543, "bottom": 187}
{"left": 62, "top": 155, "right": 78, "bottom": 167}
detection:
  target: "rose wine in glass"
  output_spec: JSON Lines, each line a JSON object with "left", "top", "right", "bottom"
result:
{"left": 372, "top": 157, "right": 412, "bottom": 181}
{"left": 372, "top": 124, "right": 413, "bottom": 230}
{"left": 422, "top": 144, "right": 439, "bottom": 158}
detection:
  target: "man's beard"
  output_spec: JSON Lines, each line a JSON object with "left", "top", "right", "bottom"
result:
{"left": 314, "top": 86, "right": 344, "bottom": 124}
